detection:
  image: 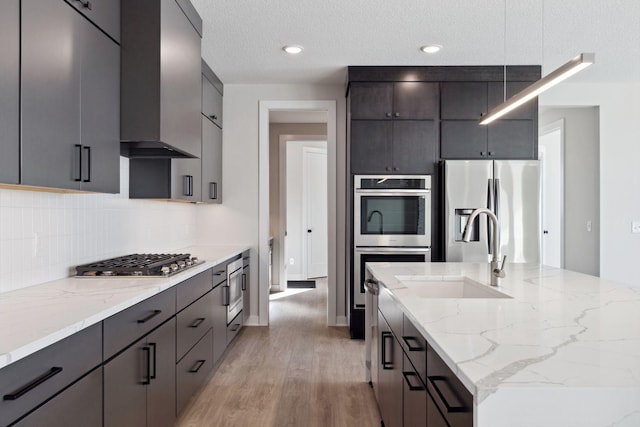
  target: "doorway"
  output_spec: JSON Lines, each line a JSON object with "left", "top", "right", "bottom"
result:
{"left": 539, "top": 119, "right": 564, "bottom": 268}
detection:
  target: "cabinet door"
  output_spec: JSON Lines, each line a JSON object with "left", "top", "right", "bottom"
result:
{"left": 64, "top": 0, "right": 120, "bottom": 42}
{"left": 402, "top": 354, "right": 427, "bottom": 427}
{"left": 441, "top": 82, "right": 487, "bottom": 120}
{"left": 488, "top": 120, "right": 535, "bottom": 159}
{"left": 393, "top": 82, "right": 439, "bottom": 120}
{"left": 79, "top": 17, "right": 120, "bottom": 193}
{"left": 21, "top": 0, "right": 82, "bottom": 190}
{"left": 147, "top": 319, "right": 177, "bottom": 427}
{"left": 0, "top": 0, "right": 19, "bottom": 184}
{"left": 350, "top": 121, "right": 393, "bottom": 174}
{"left": 392, "top": 121, "right": 437, "bottom": 174}
{"left": 350, "top": 83, "right": 393, "bottom": 120}
{"left": 211, "top": 283, "right": 228, "bottom": 366}
{"left": 377, "top": 311, "right": 402, "bottom": 427}
{"left": 104, "top": 336, "right": 147, "bottom": 427}
{"left": 202, "top": 117, "right": 223, "bottom": 203}
{"left": 440, "top": 121, "right": 488, "bottom": 159}
{"left": 202, "top": 75, "right": 223, "bottom": 128}
{"left": 159, "top": 0, "right": 202, "bottom": 158}
{"left": 242, "top": 263, "right": 250, "bottom": 317}
{"left": 172, "top": 157, "right": 202, "bottom": 202}
{"left": 14, "top": 368, "right": 102, "bottom": 427}
{"left": 426, "top": 391, "right": 449, "bottom": 427}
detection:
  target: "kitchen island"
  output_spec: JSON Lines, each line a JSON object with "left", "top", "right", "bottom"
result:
{"left": 366, "top": 262, "right": 640, "bottom": 427}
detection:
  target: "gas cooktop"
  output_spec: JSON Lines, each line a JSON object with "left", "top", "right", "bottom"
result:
{"left": 76, "top": 253, "right": 202, "bottom": 277}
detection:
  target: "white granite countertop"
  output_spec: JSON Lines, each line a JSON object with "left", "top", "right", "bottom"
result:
{"left": 366, "top": 262, "right": 640, "bottom": 427}
{"left": 0, "top": 245, "right": 249, "bottom": 370}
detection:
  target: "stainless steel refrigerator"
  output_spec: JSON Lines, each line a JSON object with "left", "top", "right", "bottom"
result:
{"left": 444, "top": 160, "right": 541, "bottom": 263}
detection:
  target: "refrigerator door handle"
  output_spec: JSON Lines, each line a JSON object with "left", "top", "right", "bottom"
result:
{"left": 487, "top": 179, "right": 494, "bottom": 256}
{"left": 494, "top": 178, "right": 501, "bottom": 224}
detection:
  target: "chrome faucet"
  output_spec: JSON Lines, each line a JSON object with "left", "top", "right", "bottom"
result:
{"left": 367, "top": 210, "right": 383, "bottom": 234}
{"left": 462, "top": 208, "right": 507, "bottom": 286}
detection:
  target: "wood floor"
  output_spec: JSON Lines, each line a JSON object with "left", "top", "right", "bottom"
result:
{"left": 176, "top": 279, "right": 381, "bottom": 427}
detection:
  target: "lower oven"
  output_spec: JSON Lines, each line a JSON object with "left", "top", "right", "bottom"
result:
{"left": 225, "top": 258, "right": 244, "bottom": 324}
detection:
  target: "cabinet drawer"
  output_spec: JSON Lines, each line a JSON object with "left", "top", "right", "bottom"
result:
{"left": 378, "top": 288, "right": 402, "bottom": 338}
{"left": 177, "top": 329, "right": 213, "bottom": 415}
{"left": 177, "top": 269, "right": 213, "bottom": 312}
{"left": 402, "top": 354, "right": 427, "bottom": 427}
{"left": 103, "top": 287, "right": 176, "bottom": 360}
{"left": 13, "top": 367, "right": 102, "bottom": 427}
{"left": 226, "top": 311, "right": 244, "bottom": 345}
{"left": 401, "top": 315, "right": 427, "bottom": 384}
{"left": 64, "top": 0, "right": 120, "bottom": 42}
{"left": 212, "top": 263, "right": 227, "bottom": 288}
{"left": 0, "top": 324, "right": 101, "bottom": 426}
{"left": 177, "top": 290, "right": 215, "bottom": 361}
{"left": 426, "top": 343, "right": 473, "bottom": 427}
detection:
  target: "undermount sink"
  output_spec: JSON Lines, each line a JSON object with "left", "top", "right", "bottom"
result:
{"left": 395, "top": 276, "right": 512, "bottom": 299}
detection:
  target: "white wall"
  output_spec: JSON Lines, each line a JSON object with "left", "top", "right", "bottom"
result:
{"left": 0, "top": 157, "right": 198, "bottom": 294}
{"left": 540, "top": 107, "right": 600, "bottom": 277}
{"left": 540, "top": 82, "right": 640, "bottom": 286}
{"left": 196, "top": 84, "right": 347, "bottom": 325}
{"left": 285, "top": 141, "right": 327, "bottom": 280}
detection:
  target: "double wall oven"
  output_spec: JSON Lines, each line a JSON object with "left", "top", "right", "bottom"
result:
{"left": 352, "top": 175, "right": 432, "bottom": 335}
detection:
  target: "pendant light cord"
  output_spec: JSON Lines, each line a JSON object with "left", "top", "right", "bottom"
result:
{"left": 503, "top": 0, "right": 507, "bottom": 102}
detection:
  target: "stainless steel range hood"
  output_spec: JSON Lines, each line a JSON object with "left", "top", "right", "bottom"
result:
{"left": 120, "top": 0, "right": 202, "bottom": 159}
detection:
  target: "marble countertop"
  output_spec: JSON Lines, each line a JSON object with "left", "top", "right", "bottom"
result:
{"left": 366, "top": 262, "right": 640, "bottom": 427}
{"left": 0, "top": 245, "right": 249, "bottom": 370}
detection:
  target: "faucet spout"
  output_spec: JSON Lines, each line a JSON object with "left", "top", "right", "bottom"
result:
{"left": 461, "top": 208, "right": 506, "bottom": 286}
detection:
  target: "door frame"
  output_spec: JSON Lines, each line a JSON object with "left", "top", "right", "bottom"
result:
{"left": 539, "top": 118, "right": 565, "bottom": 268}
{"left": 259, "top": 100, "right": 337, "bottom": 326}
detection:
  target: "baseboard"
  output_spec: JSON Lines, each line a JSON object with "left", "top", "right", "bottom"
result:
{"left": 335, "top": 316, "right": 348, "bottom": 326}
{"left": 245, "top": 315, "right": 261, "bottom": 326}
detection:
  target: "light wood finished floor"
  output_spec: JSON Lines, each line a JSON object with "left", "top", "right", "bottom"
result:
{"left": 176, "top": 278, "right": 381, "bottom": 427}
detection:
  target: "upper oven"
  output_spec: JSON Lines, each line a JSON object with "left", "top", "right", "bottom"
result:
{"left": 354, "top": 175, "right": 431, "bottom": 248}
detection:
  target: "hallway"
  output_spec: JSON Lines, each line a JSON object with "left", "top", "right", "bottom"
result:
{"left": 176, "top": 279, "right": 381, "bottom": 427}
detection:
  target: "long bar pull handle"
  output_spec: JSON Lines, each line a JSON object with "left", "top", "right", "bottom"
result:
{"left": 189, "top": 318, "right": 206, "bottom": 328}
{"left": 402, "top": 336, "right": 425, "bottom": 352}
{"left": 74, "top": 144, "right": 83, "bottom": 182}
{"left": 83, "top": 146, "right": 92, "bottom": 182}
{"left": 494, "top": 178, "right": 501, "bottom": 225}
{"left": 3, "top": 367, "right": 63, "bottom": 400}
{"left": 209, "top": 182, "right": 217, "bottom": 200}
{"left": 403, "top": 371, "right": 425, "bottom": 391}
{"left": 137, "top": 310, "right": 161, "bottom": 324}
{"left": 142, "top": 347, "right": 151, "bottom": 385}
{"left": 223, "top": 286, "right": 230, "bottom": 306}
{"left": 487, "top": 178, "right": 494, "bottom": 256}
{"left": 189, "top": 360, "right": 206, "bottom": 373}
{"left": 149, "top": 342, "right": 157, "bottom": 379}
{"left": 230, "top": 323, "right": 240, "bottom": 332}
{"left": 428, "top": 376, "right": 467, "bottom": 413}
{"left": 242, "top": 273, "right": 247, "bottom": 291}
{"left": 381, "top": 332, "right": 394, "bottom": 370}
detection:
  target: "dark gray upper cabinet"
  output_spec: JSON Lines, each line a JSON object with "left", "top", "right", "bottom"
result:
{"left": 350, "top": 121, "right": 393, "bottom": 174}
{"left": 64, "top": 0, "right": 120, "bottom": 42}
{"left": 21, "top": 0, "right": 120, "bottom": 192}
{"left": 350, "top": 82, "right": 438, "bottom": 120}
{"left": 202, "top": 117, "right": 223, "bottom": 203}
{"left": 202, "top": 62, "right": 223, "bottom": 129}
{"left": 441, "top": 82, "right": 488, "bottom": 120}
{"left": 391, "top": 121, "right": 437, "bottom": 174}
{"left": 0, "top": 0, "right": 19, "bottom": 185}
{"left": 440, "top": 121, "right": 487, "bottom": 159}
{"left": 120, "top": 0, "right": 202, "bottom": 158}
{"left": 172, "top": 156, "right": 202, "bottom": 202}
{"left": 488, "top": 81, "right": 538, "bottom": 120}
{"left": 488, "top": 120, "right": 536, "bottom": 159}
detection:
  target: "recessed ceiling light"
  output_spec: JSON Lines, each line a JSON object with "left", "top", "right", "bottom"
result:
{"left": 420, "top": 44, "right": 442, "bottom": 54}
{"left": 283, "top": 45, "right": 303, "bottom": 54}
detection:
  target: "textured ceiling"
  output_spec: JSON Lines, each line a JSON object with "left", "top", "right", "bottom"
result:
{"left": 191, "top": 0, "right": 640, "bottom": 85}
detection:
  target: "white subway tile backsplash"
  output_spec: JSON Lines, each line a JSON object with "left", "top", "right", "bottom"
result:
{"left": 0, "top": 157, "right": 198, "bottom": 294}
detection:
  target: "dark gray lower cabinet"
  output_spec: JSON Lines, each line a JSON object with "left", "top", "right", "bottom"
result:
{"left": 13, "top": 368, "right": 102, "bottom": 427}
{"left": 0, "top": 0, "right": 20, "bottom": 185}
{"left": 212, "top": 282, "right": 228, "bottom": 366}
{"left": 426, "top": 392, "right": 449, "bottom": 427}
{"left": 104, "top": 318, "right": 176, "bottom": 427}
{"left": 177, "top": 329, "right": 213, "bottom": 415}
{"left": 402, "top": 354, "right": 426, "bottom": 427}
{"left": 377, "top": 310, "right": 402, "bottom": 427}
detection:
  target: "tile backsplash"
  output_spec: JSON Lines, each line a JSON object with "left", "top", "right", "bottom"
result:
{"left": 0, "top": 158, "right": 197, "bottom": 293}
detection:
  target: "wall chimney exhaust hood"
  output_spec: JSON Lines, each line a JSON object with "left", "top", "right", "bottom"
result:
{"left": 120, "top": 0, "right": 203, "bottom": 159}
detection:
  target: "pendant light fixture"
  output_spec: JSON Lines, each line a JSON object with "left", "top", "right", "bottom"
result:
{"left": 480, "top": 52, "right": 595, "bottom": 125}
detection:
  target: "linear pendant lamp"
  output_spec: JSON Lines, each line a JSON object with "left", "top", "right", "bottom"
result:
{"left": 480, "top": 52, "right": 595, "bottom": 125}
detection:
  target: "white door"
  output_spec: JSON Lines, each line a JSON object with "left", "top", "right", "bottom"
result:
{"left": 539, "top": 122, "right": 564, "bottom": 268}
{"left": 303, "top": 147, "right": 328, "bottom": 278}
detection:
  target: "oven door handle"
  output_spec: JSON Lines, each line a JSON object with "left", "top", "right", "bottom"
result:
{"left": 355, "top": 189, "right": 430, "bottom": 195}
{"left": 355, "top": 247, "right": 431, "bottom": 253}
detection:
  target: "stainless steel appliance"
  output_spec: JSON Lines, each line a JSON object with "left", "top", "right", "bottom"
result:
{"left": 225, "top": 258, "right": 244, "bottom": 324}
{"left": 76, "top": 253, "right": 201, "bottom": 277}
{"left": 364, "top": 277, "right": 379, "bottom": 386}
{"left": 354, "top": 175, "right": 431, "bottom": 247}
{"left": 444, "top": 160, "right": 541, "bottom": 263}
